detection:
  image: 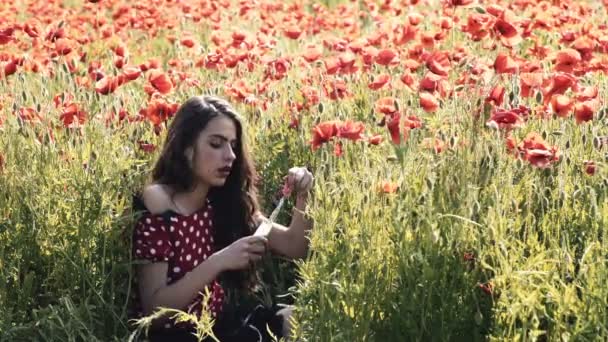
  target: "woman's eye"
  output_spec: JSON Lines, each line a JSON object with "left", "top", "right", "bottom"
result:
{"left": 210, "top": 142, "right": 222, "bottom": 148}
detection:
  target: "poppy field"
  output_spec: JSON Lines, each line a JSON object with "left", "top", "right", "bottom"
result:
{"left": 1, "top": 0, "right": 608, "bottom": 340}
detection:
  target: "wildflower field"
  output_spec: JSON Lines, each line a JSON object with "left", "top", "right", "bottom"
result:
{"left": 1, "top": 0, "right": 608, "bottom": 340}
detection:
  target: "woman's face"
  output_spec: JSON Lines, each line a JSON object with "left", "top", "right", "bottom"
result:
{"left": 188, "top": 115, "right": 238, "bottom": 188}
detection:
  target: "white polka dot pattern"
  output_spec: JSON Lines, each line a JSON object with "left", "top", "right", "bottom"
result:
{"left": 132, "top": 198, "right": 223, "bottom": 318}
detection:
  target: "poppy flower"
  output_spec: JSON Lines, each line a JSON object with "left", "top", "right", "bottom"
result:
{"left": 59, "top": 103, "right": 87, "bottom": 127}
{"left": 426, "top": 51, "right": 451, "bottom": 76}
{"left": 493, "top": 19, "right": 521, "bottom": 47}
{"left": 542, "top": 73, "right": 578, "bottom": 102}
{"left": 419, "top": 92, "right": 439, "bottom": 112}
{"left": 375, "top": 97, "right": 398, "bottom": 115}
{"left": 302, "top": 45, "right": 323, "bottom": 63}
{"left": 375, "top": 48, "right": 398, "bottom": 66}
{"left": 575, "top": 86, "right": 598, "bottom": 102}
{"left": 122, "top": 66, "right": 142, "bottom": 81}
{"left": 519, "top": 132, "right": 560, "bottom": 168}
{"left": 494, "top": 53, "right": 518, "bottom": 74}
{"left": 574, "top": 100, "right": 597, "bottom": 124}
{"left": 386, "top": 111, "right": 402, "bottom": 144}
{"left": 180, "top": 37, "right": 196, "bottom": 48}
{"left": 422, "top": 137, "right": 445, "bottom": 153}
{"left": 138, "top": 141, "right": 156, "bottom": 153}
{"left": 54, "top": 38, "right": 74, "bottom": 55}
{"left": 380, "top": 181, "right": 398, "bottom": 193}
{"left": 1, "top": 59, "right": 17, "bottom": 78}
{"left": 310, "top": 120, "right": 339, "bottom": 150}
{"left": 0, "top": 28, "right": 14, "bottom": 45}
{"left": 478, "top": 282, "right": 493, "bottom": 296}
{"left": 419, "top": 72, "right": 443, "bottom": 93}
{"left": 333, "top": 141, "right": 343, "bottom": 156}
{"left": 18, "top": 107, "right": 42, "bottom": 123}
{"left": 485, "top": 84, "right": 505, "bottom": 107}
{"left": 584, "top": 161, "right": 596, "bottom": 176}
{"left": 367, "top": 134, "right": 383, "bottom": 145}
{"left": 549, "top": 95, "right": 573, "bottom": 118}
{"left": 519, "top": 73, "right": 543, "bottom": 98}
{"left": 486, "top": 108, "right": 525, "bottom": 130}
{"left": 284, "top": 25, "right": 303, "bottom": 40}
{"left": 95, "top": 76, "right": 122, "bottom": 95}
{"left": 368, "top": 74, "right": 391, "bottom": 90}
{"left": 554, "top": 49, "right": 581, "bottom": 73}
{"left": 148, "top": 70, "right": 173, "bottom": 94}
{"left": 337, "top": 120, "right": 365, "bottom": 141}
{"left": 324, "top": 79, "right": 349, "bottom": 100}
{"left": 139, "top": 98, "right": 179, "bottom": 126}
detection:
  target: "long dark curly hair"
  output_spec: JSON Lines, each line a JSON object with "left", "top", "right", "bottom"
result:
{"left": 149, "top": 95, "right": 260, "bottom": 292}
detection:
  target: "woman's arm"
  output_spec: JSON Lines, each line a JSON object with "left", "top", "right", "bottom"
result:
{"left": 261, "top": 193, "right": 313, "bottom": 259}
{"left": 137, "top": 253, "right": 224, "bottom": 316}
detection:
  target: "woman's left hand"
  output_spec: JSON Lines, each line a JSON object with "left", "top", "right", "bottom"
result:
{"left": 285, "top": 166, "right": 314, "bottom": 196}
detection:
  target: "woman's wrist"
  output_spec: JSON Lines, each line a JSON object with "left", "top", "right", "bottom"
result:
{"left": 205, "top": 251, "right": 225, "bottom": 275}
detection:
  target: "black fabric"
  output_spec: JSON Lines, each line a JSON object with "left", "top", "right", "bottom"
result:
{"left": 146, "top": 304, "right": 286, "bottom": 342}
{"left": 132, "top": 194, "right": 177, "bottom": 226}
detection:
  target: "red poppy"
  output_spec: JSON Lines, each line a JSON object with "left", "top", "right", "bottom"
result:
{"left": 148, "top": 70, "right": 173, "bottom": 94}
{"left": 302, "top": 45, "right": 323, "bottom": 63}
{"left": 95, "top": 76, "right": 122, "bottom": 95}
{"left": 60, "top": 103, "right": 87, "bottom": 127}
{"left": 574, "top": 100, "right": 597, "bottom": 124}
{"left": 333, "top": 141, "right": 343, "bottom": 156}
{"left": 138, "top": 141, "right": 156, "bottom": 153}
{"left": 54, "top": 38, "right": 74, "bottom": 55}
{"left": 493, "top": 19, "right": 521, "bottom": 47}
{"left": 375, "top": 48, "right": 398, "bottom": 66}
{"left": 419, "top": 92, "right": 439, "bottom": 112}
{"left": 122, "top": 66, "right": 142, "bottom": 81}
{"left": 284, "top": 25, "right": 303, "bottom": 40}
{"left": 310, "top": 120, "right": 339, "bottom": 150}
{"left": 18, "top": 107, "right": 43, "bottom": 123}
{"left": 519, "top": 73, "right": 543, "bottom": 98}
{"left": 386, "top": 111, "right": 402, "bottom": 145}
{"left": 549, "top": 95, "right": 573, "bottom": 118}
{"left": 542, "top": 73, "right": 578, "bottom": 102}
{"left": 584, "top": 161, "right": 596, "bottom": 176}
{"left": 422, "top": 137, "right": 445, "bottom": 154}
{"left": 2, "top": 59, "right": 18, "bottom": 79}
{"left": 426, "top": 51, "right": 451, "bottom": 76}
{"left": 139, "top": 98, "right": 179, "bottom": 126}
{"left": 300, "top": 86, "right": 320, "bottom": 107}
{"left": 478, "top": 282, "right": 493, "bottom": 296}
{"left": 519, "top": 132, "right": 560, "bottom": 168}
{"left": 554, "top": 49, "right": 581, "bottom": 73}
{"left": 494, "top": 53, "right": 518, "bottom": 74}
{"left": 367, "top": 134, "right": 383, "bottom": 145}
{"left": 0, "top": 27, "right": 14, "bottom": 45}
{"left": 181, "top": 37, "right": 196, "bottom": 48}
{"left": 486, "top": 107, "right": 525, "bottom": 130}
{"left": 324, "top": 79, "right": 349, "bottom": 100}
{"left": 375, "top": 97, "right": 398, "bottom": 115}
{"left": 380, "top": 181, "right": 398, "bottom": 193}
{"left": 337, "top": 120, "right": 365, "bottom": 141}
{"left": 485, "top": 84, "right": 505, "bottom": 107}
{"left": 368, "top": 74, "right": 391, "bottom": 90}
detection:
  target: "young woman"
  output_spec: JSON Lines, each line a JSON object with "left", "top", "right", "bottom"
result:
{"left": 131, "top": 95, "right": 314, "bottom": 341}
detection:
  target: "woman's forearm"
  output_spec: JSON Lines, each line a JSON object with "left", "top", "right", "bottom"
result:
{"left": 143, "top": 253, "right": 224, "bottom": 315}
{"left": 288, "top": 194, "right": 313, "bottom": 258}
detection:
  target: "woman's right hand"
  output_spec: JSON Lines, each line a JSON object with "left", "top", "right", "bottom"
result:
{"left": 213, "top": 235, "right": 268, "bottom": 271}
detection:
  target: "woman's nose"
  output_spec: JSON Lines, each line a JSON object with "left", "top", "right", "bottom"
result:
{"left": 225, "top": 145, "right": 236, "bottom": 161}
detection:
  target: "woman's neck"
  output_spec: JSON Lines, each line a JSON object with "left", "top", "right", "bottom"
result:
{"left": 173, "top": 182, "right": 209, "bottom": 214}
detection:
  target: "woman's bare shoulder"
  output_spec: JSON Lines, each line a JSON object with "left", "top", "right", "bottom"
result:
{"left": 141, "top": 184, "right": 174, "bottom": 215}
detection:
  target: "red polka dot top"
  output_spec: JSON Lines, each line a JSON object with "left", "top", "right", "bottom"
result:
{"left": 132, "top": 197, "right": 225, "bottom": 319}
